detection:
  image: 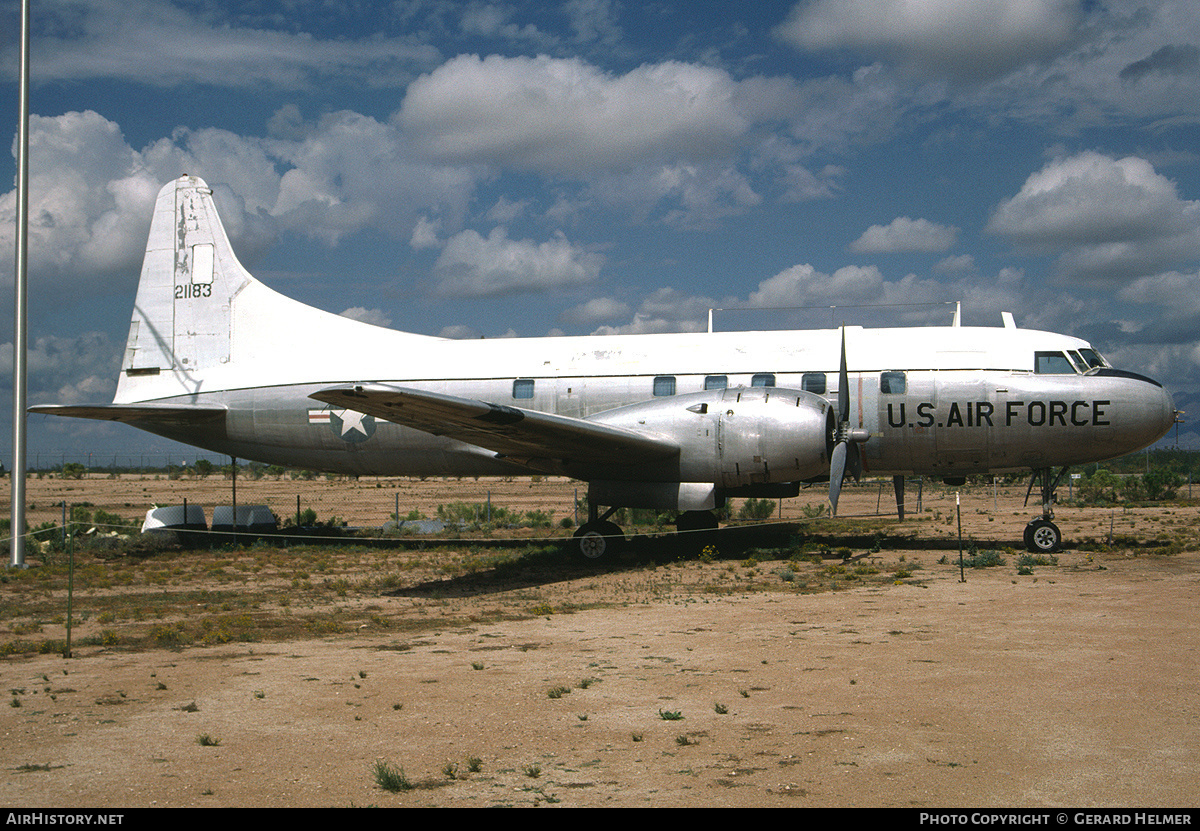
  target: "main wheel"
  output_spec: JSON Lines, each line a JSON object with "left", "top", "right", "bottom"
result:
{"left": 676, "top": 510, "right": 719, "bottom": 556}
{"left": 1024, "top": 519, "right": 1061, "bottom": 553}
{"left": 573, "top": 520, "right": 624, "bottom": 561}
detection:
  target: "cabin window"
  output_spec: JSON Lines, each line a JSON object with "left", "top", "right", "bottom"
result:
{"left": 653, "top": 375, "right": 677, "bottom": 397}
{"left": 1035, "top": 351, "right": 1076, "bottom": 374}
{"left": 704, "top": 375, "right": 728, "bottom": 390}
{"left": 512, "top": 379, "right": 535, "bottom": 399}
{"left": 881, "top": 371, "right": 906, "bottom": 394}
{"left": 801, "top": 372, "right": 826, "bottom": 394}
{"left": 751, "top": 373, "right": 775, "bottom": 387}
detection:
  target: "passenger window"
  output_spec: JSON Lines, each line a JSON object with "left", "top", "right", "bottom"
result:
{"left": 751, "top": 373, "right": 775, "bottom": 387}
{"left": 653, "top": 375, "right": 677, "bottom": 396}
{"left": 512, "top": 379, "right": 535, "bottom": 399}
{"left": 801, "top": 373, "right": 826, "bottom": 394}
{"left": 704, "top": 375, "right": 728, "bottom": 390}
{"left": 881, "top": 371, "right": 906, "bottom": 394}
{"left": 1035, "top": 352, "right": 1076, "bottom": 374}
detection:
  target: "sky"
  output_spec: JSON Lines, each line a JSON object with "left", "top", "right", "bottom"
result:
{"left": 2, "top": 0, "right": 1199, "bottom": 463}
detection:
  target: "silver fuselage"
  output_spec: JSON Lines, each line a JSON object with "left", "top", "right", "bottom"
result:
{"left": 36, "top": 177, "right": 1177, "bottom": 494}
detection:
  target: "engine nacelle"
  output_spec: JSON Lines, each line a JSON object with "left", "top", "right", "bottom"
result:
{"left": 588, "top": 386, "right": 834, "bottom": 487}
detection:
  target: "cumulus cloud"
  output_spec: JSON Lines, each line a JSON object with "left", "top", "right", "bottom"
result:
{"left": 1120, "top": 270, "right": 1200, "bottom": 311}
{"left": 987, "top": 151, "right": 1200, "bottom": 281}
{"left": 268, "top": 110, "right": 478, "bottom": 245}
{"left": 850, "top": 217, "right": 959, "bottom": 253}
{"left": 0, "top": 109, "right": 482, "bottom": 287}
{"left": 585, "top": 161, "right": 762, "bottom": 228}
{"left": 397, "top": 55, "right": 749, "bottom": 173}
{"left": 0, "top": 112, "right": 167, "bottom": 287}
{"left": 775, "top": 0, "right": 1080, "bottom": 80}
{"left": 748, "top": 263, "right": 884, "bottom": 307}
{"left": 588, "top": 263, "right": 976, "bottom": 336}
{"left": 590, "top": 314, "right": 707, "bottom": 336}
{"left": 560, "top": 297, "right": 632, "bottom": 326}
{"left": 433, "top": 227, "right": 604, "bottom": 297}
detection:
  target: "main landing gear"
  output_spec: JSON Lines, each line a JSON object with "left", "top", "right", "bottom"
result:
{"left": 1023, "top": 467, "right": 1067, "bottom": 553}
{"left": 571, "top": 505, "right": 719, "bottom": 561}
{"left": 573, "top": 508, "right": 625, "bottom": 561}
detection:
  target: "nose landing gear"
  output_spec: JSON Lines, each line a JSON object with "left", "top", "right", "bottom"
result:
{"left": 1023, "top": 467, "right": 1067, "bottom": 553}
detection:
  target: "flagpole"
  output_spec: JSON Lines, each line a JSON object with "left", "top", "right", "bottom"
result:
{"left": 10, "top": 0, "right": 31, "bottom": 568}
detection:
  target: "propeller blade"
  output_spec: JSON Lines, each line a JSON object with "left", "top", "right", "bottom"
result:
{"left": 893, "top": 474, "right": 905, "bottom": 521}
{"left": 829, "top": 440, "right": 847, "bottom": 515}
{"left": 837, "top": 327, "right": 849, "bottom": 423}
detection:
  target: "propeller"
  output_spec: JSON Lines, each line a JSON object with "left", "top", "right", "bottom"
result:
{"left": 829, "top": 327, "right": 869, "bottom": 516}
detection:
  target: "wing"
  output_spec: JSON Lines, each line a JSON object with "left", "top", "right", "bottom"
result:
{"left": 310, "top": 384, "right": 678, "bottom": 470}
{"left": 29, "top": 403, "right": 227, "bottom": 426}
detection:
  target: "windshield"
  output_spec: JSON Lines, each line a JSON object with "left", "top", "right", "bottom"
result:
{"left": 1035, "top": 351, "right": 1077, "bottom": 374}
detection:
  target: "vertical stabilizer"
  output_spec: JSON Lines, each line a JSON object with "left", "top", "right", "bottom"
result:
{"left": 116, "top": 175, "right": 251, "bottom": 401}
{"left": 113, "top": 175, "right": 442, "bottom": 405}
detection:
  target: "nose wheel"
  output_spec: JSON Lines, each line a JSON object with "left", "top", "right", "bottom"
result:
{"left": 1023, "top": 467, "right": 1067, "bottom": 553}
{"left": 1024, "top": 518, "right": 1062, "bottom": 553}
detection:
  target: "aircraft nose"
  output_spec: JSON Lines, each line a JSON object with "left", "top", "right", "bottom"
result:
{"left": 1142, "top": 376, "right": 1177, "bottom": 447}
{"left": 1159, "top": 384, "right": 1179, "bottom": 441}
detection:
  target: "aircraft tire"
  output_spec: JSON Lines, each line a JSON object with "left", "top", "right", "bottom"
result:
{"left": 573, "top": 521, "right": 624, "bottom": 561}
{"left": 1024, "top": 519, "right": 1062, "bottom": 554}
{"left": 676, "top": 510, "right": 719, "bottom": 556}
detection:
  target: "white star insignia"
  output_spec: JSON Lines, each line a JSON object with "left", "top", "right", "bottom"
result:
{"left": 335, "top": 409, "right": 370, "bottom": 436}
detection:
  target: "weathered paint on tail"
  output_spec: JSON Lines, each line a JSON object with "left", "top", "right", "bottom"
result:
{"left": 118, "top": 176, "right": 245, "bottom": 398}
{"left": 114, "top": 176, "right": 438, "bottom": 404}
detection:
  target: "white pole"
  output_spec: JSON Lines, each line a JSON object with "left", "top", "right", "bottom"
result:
{"left": 9, "top": 0, "right": 31, "bottom": 569}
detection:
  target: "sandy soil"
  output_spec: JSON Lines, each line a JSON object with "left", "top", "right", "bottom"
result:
{"left": 2, "top": 479, "right": 1199, "bottom": 808}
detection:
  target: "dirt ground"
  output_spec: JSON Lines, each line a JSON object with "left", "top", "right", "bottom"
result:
{"left": 2, "top": 478, "right": 1199, "bottom": 808}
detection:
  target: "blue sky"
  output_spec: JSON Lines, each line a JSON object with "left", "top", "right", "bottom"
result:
{"left": 2, "top": 0, "right": 1200, "bottom": 460}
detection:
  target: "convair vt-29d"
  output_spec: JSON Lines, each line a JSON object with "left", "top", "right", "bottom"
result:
{"left": 33, "top": 176, "right": 1178, "bottom": 558}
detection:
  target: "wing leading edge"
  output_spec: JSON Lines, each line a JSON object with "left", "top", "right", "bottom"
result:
{"left": 310, "top": 384, "right": 679, "bottom": 472}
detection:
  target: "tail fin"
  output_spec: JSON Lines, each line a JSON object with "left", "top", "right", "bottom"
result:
{"left": 116, "top": 176, "right": 251, "bottom": 400}
{"left": 114, "top": 175, "right": 436, "bottom": 404}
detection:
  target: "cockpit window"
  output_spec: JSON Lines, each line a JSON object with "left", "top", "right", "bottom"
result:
{"left": 1066, "top": 351, "right": 1089, "bottom": 373}
{"left": 1078, "top": 348, "right": 1107, "bottom": 369}
{"left": 1035, "top": 351, "right": 1077, "bottom": 374}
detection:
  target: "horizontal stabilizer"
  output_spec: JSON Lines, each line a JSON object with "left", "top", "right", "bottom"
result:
{"left": 30, "top": 403, "right": 227, "bottom": 426}
{"left": 310, "top": 384, "right": 678, "bottom": 468}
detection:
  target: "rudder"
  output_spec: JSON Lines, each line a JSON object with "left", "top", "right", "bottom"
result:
{"left": 116, "top": 176, "right": 251, "bottom": 401}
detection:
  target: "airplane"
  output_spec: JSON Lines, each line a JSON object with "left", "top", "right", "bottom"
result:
{"left": 31, "top": 175, "right": 1178, "bottom": 559}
